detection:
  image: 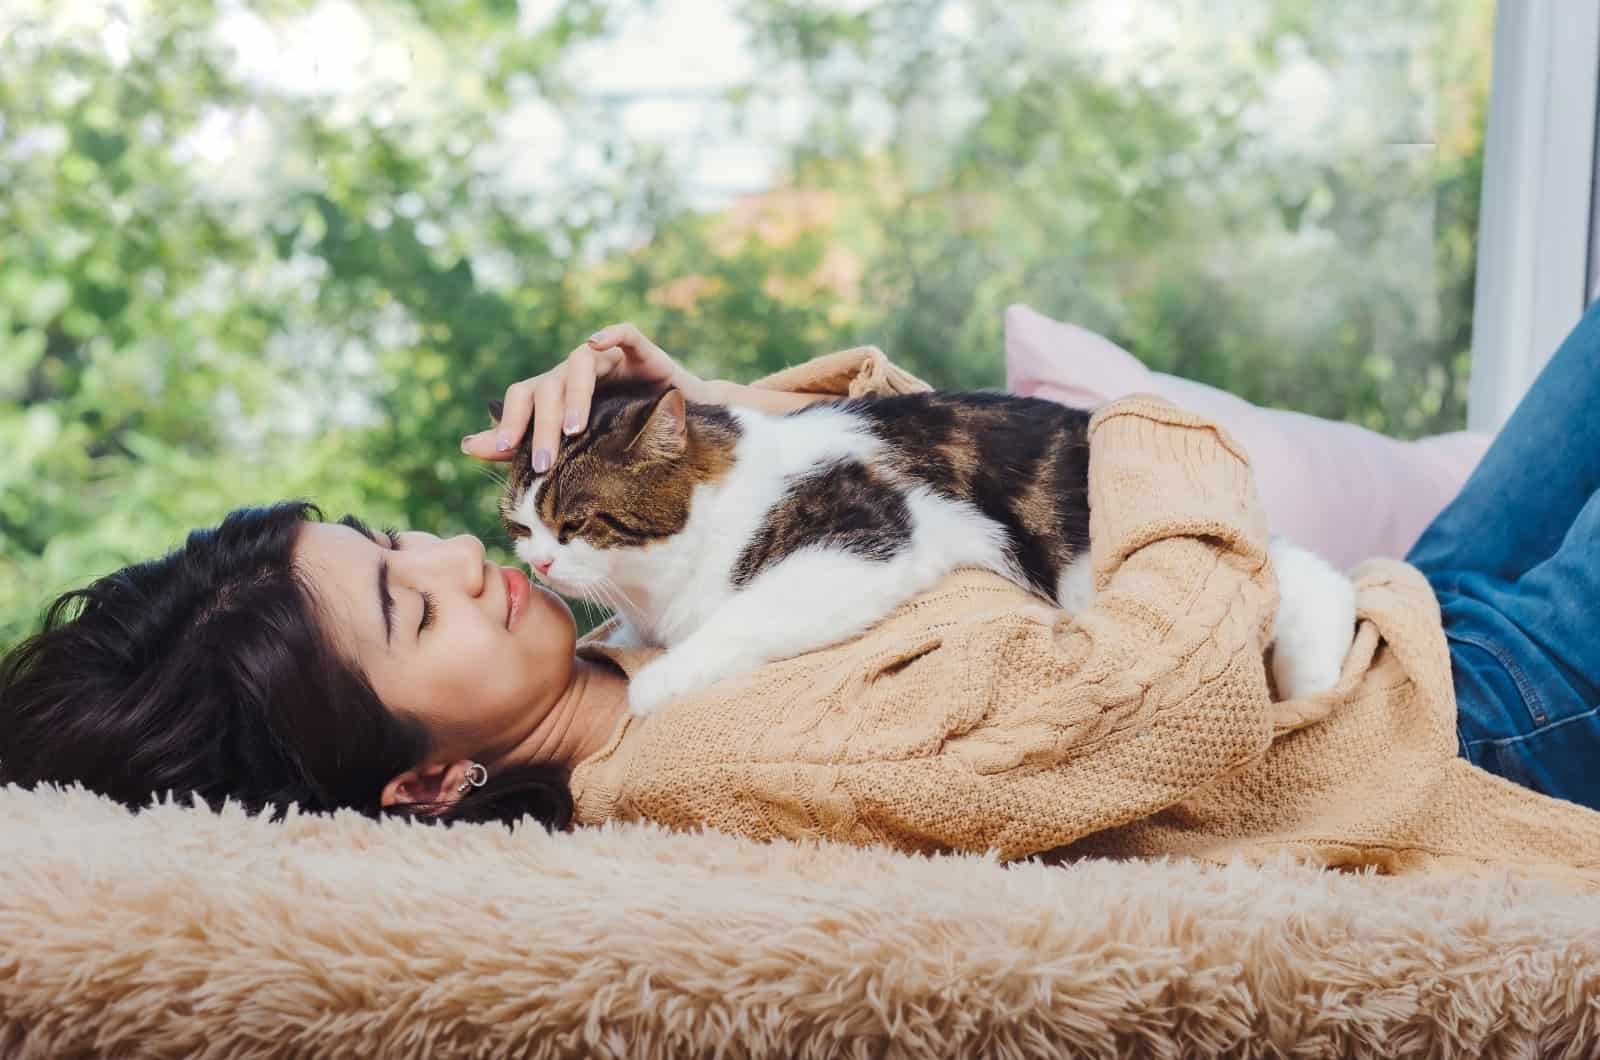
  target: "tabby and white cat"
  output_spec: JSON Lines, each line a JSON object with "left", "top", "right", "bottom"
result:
{"left": 500, "top": 386, "right": 1356, "bottom": 717}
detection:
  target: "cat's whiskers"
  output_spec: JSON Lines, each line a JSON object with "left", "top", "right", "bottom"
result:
{"left": 596, "top": 576, "right": 641, "bottom": 623}
{"left": 572, "top": 578, "right": 607, "bottom": 621}
{"left": 554, "top": 577, "right": 590, "bottom": 623}
{"left": 475, "top": 464, "right": 510, "bottom": 490}
{"left": 591, "top": 578, "right": 629, "bottom": 625}
{"left": 558, "top": 571, "right": 621, "bottom": 629}
{"left": 571, "top": 573, "right": 608, "bottom": 610}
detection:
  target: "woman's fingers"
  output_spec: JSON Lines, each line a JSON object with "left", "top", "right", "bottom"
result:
{"left": 464, "top": 344, "right": 589, "bottom": 463}
{"left": 561, "top": 344, "right": 598, "bottom": 442}
{"left": 588, "top": 322, "right": 658, "bottom": 358}
{"left": 462, "top": 327, "right": 686, "bottom": 464}
{"left": 588, "top": 322, "right": 673, "bottom": 380}
{"left": 463, "top": 376, "right": 540, "bottom": 462}
{"left": 461, "top": 382, "right": 525, "bottom": 462}
{"left": 527, "top": 370, "right": 568, "bottom": 473}
{"left": 462, "top": 391, "right": 510, "bottom": 459}
{"left": 588, "top": 321, "right": 710, "bottom": 401}
{"left": 460, "top": 430, "right": 509, "bottom": 460}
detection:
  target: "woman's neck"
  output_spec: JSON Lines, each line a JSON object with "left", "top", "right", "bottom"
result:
{"left": 495, "top": 656, "right": 629, "bottom": 773}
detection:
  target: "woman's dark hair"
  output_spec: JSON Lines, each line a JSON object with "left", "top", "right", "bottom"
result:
{"left": 0, "top": 501, "right": 572, "bottom": 830}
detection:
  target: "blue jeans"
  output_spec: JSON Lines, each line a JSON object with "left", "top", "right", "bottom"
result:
{"left": 1408, "top": 299, "right": 1600, "bottom": 809}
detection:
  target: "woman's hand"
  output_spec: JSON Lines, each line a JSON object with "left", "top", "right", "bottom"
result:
{"left": 462, "top": 323, "right": 707, "bottom": 469}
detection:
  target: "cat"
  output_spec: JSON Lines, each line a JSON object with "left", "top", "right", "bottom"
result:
{"left": 499, "top": 385, "right": 1357, "bottom": 717}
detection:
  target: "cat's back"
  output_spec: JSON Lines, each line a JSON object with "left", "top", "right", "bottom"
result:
{"left": 821, "top": 389, "right": 1087, "bottom": 462}
{"left": 775, "top": 390, "right": 1094, "bottom": 596}
{"left": 800, "top": 390, "right": 1090, "bottom": 506}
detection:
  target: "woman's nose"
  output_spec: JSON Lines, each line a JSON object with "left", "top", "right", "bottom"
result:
{"left": 397, "top": 534, "right": 486, "bottom": 593}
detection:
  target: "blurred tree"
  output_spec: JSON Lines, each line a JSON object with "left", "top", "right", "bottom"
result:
{"left": 1, "top": 0, "right": 1493, "bottom": 642}
{"left": 0, "top": 4, "right": 377, "bottom": 642}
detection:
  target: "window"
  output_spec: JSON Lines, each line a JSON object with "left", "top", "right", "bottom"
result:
{"left": 1469, "top": 0, "right": 1599, "bottom": 431}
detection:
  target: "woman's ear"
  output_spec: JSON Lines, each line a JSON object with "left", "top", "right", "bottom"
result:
{"left": 380, "top": 760, "right": 478, "bottom": 812}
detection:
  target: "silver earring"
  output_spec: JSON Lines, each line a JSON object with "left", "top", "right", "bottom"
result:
{"left": 455, "top": 761, "right": 488, "bottom": 795}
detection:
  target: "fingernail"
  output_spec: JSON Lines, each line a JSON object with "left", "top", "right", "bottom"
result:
{"left": 533, "top": 448, "right": 552, "bottom": 473}
{"left": 461, "top": 435, "right": 474, "bottom": 453}
{"left": 588, "top": 331, "right": 606, "bottom": 345}
{"left": 495, "top": 434, "right": 510, "bottom": 453}
{"left": 563, "top": 412, "right": 582, "bottom": 435}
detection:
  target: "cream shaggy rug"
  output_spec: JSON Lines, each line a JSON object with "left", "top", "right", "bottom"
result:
{"left": 3, "top": 783, "right": 1599, "bottom": 1060}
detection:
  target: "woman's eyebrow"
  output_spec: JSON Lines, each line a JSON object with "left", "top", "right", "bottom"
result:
{"left": 337, "top": 513, "right": 377, "bottom": 540}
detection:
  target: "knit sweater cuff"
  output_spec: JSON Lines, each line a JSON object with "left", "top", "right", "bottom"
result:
{"left": 1086, "top": 396, "right": 1268, "bottom": 587}
{"left": 748, "top": 346, "right": 933, "bottom": 399}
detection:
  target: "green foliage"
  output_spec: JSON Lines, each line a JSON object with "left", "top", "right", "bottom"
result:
{"left": 1, "top": 0, "right": 1493, "bottom": 644}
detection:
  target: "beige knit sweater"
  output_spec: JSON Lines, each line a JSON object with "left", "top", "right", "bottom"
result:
{"left": 570, "top": 348, "right": 1600, "bottom": 888}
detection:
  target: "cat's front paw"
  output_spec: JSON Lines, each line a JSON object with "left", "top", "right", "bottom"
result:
{"left": 627, "top": 654, "right": 713, "bottom": 717}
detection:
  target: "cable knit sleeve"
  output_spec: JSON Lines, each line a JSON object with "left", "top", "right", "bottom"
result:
{"left": 834, "top": 397, "right": 1280, "bottom": 860}
{"left": 746, "top": 345, "right": 932, "bottom": 399}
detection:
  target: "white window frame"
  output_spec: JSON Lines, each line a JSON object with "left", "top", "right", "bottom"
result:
{"left": 1468, "top": 1, "right": 1600, "bottom": 433}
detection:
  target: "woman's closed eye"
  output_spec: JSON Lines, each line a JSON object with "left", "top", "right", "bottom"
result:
{"left": 383, "top": 526, "right": 435, "bottom": 637}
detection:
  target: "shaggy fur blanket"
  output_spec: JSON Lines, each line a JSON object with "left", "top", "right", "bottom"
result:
{"left": 4, "top": 783, "right": 1599, "bottom": 1059}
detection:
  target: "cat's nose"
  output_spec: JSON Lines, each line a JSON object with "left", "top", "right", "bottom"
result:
{"left": 531, "top": 557, "right": 554, "bottom": 576}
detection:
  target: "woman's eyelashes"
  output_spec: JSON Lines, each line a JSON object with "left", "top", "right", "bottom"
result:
{"left": 379, "top": 528, "right": 435, "bottom": 637}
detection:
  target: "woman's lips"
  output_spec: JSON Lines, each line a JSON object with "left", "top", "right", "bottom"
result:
{"left": 501, "top": 566, "right": 531, "bottom": 629}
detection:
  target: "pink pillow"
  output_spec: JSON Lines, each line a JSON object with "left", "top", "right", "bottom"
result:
{"left": 1004, "top": 304, "right": 1492, "bottom": 570}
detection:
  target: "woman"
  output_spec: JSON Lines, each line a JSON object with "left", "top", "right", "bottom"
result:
{"left": 3, "top": 317, "right": 1599, "bottom": 884}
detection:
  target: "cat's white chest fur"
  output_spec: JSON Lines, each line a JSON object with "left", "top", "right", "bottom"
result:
{"left": 605, "top": 406, "right": 889, "bottom": 645}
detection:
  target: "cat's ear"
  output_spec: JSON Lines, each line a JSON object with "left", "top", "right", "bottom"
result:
{"left": 626, "top": 388, "right": 688, "bottom": 459}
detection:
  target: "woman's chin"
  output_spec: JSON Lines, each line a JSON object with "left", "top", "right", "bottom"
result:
{"left": 517, "top": 582, "right": 576, "bottom": 643}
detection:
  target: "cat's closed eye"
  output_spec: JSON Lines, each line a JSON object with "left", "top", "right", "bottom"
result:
{"left": 593, "top": 512, "right": 641, "bottom": 538}
{"left": 557, "top": 519, "right": 587, "bottom": 545}
{"left": 505, "top": 521, "right": 531, "bottom": 539}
